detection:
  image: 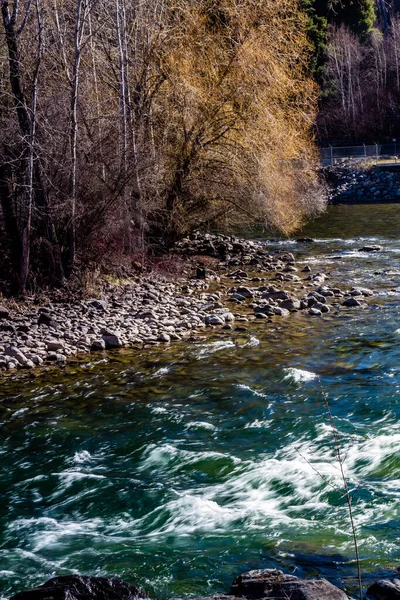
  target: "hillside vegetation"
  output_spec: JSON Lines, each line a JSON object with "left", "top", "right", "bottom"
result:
{"left": 0, "top": 0, "right": 326, "bottom": 294}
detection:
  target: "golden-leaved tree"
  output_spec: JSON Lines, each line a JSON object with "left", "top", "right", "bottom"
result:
{"left": 0, "top": 0, "right": 324, "bottom": 292}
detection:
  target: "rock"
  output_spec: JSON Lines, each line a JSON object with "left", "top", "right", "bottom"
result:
{"left": 358, "top": 245, "right": 382, "bottom": 252}
{"left": 158, "top": 332, "right": 171, "bottom": 342}
{"left": 38, "top": 312, "right": 56, "bottom": 327}
{"left": 261, "top": 291, "right": 290, "bottom": 301}
{"left": 309, "top": 308, "right": 322, "bottom": 316}
{"left": 230, "top": 569, "right": 349, "bottom": 600}
{"left": 47, "top": 340, "right": 65, "bottom": 351}
{"left": 343, "top": 297, "right": 361, "bottom": 307}
{"left": 302, "top": 266, "right": 312, "bottom": 272}
{"left": 297, "top": 238, "right": 315, "bottom": 243}
{"left": 230, "top": 294, "right": 247, "bottom": 302}
{"left": 196, "top": 267, "right": 206, "bottom": 279}
{"left": 280, "top": 299, "right": 301, "bottom": 312}
{"left": 367, "top": 578, "right": 400, "bottom": 599}
{"left": 0, "top": 321, "right": 16, "bottom": 333}
{"left": 87, "top": 299, "right": 107, "bottom": 311}
{"left": 91, "top": 339, "right": 106, "bottom": 351}
{"left": 350, "top": 287, "right": 373, "bottom": 297}
{"left": 0, "top": 305, "right": 10, "bottom": 319}
{"left": 205, "top": 315, "right": 225, "bottom": 326}
{"left": 223, "top": 312, "right": 235, "bottom": 322}
{"left": 4, "top": 346, "right": 29, "bottom": 367}
{"left": 102, "top": 333, "right": 122, "bottom": 348}
{"left": 273, "top": 307, "right": 290, "bottom": 316}
{"left": 9, "top": 575, "right": 143, "bottom": 600}
{"left": 236, "top": 287, "right": 254, "bottom": 298}
{"left": 254, "top": 312, "right": 269, "bottom": 319}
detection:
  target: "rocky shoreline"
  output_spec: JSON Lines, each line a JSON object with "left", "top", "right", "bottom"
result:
{"left": 8, "top": 568, "right": 400, "bottom": 600}
{"left": 325, "top": 164, "right": 400, "bottom": 204}
{"left": 0, "top": 233, "right": 379, "bottom": 375}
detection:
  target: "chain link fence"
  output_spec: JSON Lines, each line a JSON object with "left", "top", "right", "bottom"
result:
{"left": 321, "top": 143, "right": 400, "bottom": 167}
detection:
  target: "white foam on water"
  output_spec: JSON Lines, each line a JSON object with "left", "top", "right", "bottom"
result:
{"left": 245, "top": 336, "right": 260, "bottom": 347}
{"left": 139, "top": 443, "right": 241, "bottom": 474}
{"left": 151, "top": 406, "right": 168, "bottom": 414}
{"left": 185, "top": 421, "right": 216, "bottom": 431}
{"left": 244, "top": 419, "right": 271, "bottom": 429}
{"left": 73, "top": 450, "right": 93, "bottom": 464}
{"left": 8, "top": 517, "right": 104, "bottom": 552}
{"left": 11, "top": 407, "right": 29, "bottom": 418}
{"left": 152, "top": 367, "right": 170, "bottom": 378}
{"left": 284, "top": 368, "right": 317, "bottom": 383}
{"left": 196, "top": 340, "right": 236, "bottom": 359}
{"left": 236, "top": 384, "right": 268, "bottom": 399}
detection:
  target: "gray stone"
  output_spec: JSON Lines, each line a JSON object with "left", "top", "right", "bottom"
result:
{"left": 158, "top": 332, "right": 171, "bottom": 342}
{"left": 280, "top": 299, "right": 301, "bottom": 311}
{"left": 4, "top": 346, "right": 29, "bottom": 366}
{"left": 47, "top": 340, "right": 65, "bottom": 352}
{"left": 0, "top": 306, "right": 10, "bottom": 319}
{"left": 86, "top": 299, "right": 107, "bottom": 311}
{"left": 91, "top": 340, "right": 106, "bottom": 351}
{"left": 230, "top": 569, "right": 349, "bottom": 600}
{"left": 309, "top": 308, "right": 322, "bottom": 316}
{"left": 343, "top": 297, "right": 361, "bottom": 307}
{"left": 205, "top": 315, "right": 225, "bottom": 326}
{"left": 223, "top": 312, "right": 235, "bottom": 322}
{"left": 236, "top": 287, "right": 254, "bottom": 298}
{"left": 274, "top": 307, "right": 290, "bottom": 316}
{"left": 367, "top": 578, "right": 400, "bottom": 599}
{"left": 102, "top": 333, "right": 122, "bottom": 349}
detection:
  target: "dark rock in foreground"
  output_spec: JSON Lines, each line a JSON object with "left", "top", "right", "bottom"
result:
{"left": 10, "top": 576, "right": 144, "bottom": 600}
{"left": 367, "top": 578, "right": 400, "bottom": 599}
{"left": 230, "top": 569, "right": 349, "bottom": 600}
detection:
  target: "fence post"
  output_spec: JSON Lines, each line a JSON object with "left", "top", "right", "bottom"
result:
{"left": 375, "top": 143, "right": 379, "bottom": 164}
{"left": 330, "top": 144, "right": 333, "bottom": 166}
{"left": 363, "top": 144, "right": 367, "bottom": 161}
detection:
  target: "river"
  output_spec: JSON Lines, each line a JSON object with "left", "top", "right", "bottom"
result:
{"left": 1, "top": 205, "right": 400, "bottom": 599}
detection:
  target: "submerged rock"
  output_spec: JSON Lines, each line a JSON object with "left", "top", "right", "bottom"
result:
{"left": 9, "top": 576, "right": 144, "bottom": 600}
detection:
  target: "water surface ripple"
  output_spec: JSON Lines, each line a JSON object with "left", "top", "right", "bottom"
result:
{"left": 1, "top": 205, "right": 400, "bottom": 598}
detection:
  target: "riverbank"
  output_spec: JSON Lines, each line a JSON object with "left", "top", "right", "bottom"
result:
{"left": 325, "top": 163, "right": 400, "bottom": 203}
{"left": 0, "top": 233, "right": 378, "bottom": 375}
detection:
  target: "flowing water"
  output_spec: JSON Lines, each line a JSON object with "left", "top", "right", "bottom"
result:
{"left": 1, "top": 205, "right": 400, "bottom": 599}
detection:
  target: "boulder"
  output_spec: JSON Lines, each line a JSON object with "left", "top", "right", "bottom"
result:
{"left": 230, "top": 569, "right": 349, "bottom": 600}
{"left": 236, "top": 287, "right": 254, "bottom": 298}
{"left": 280, "top": 299, "right": 301, "bottom": 312}
{"left": 205, "top": 315, "right": 225, "bottom": 326}
{"left": 38, "top": 312, "right": 57, "bottom": 327}
{"left": 343, "top": 297, "right": 361, "bottom": 307}
{"left": 86, "top": 299, "right": 107, "bottom": 311}
{"left": 102, "top": 332, "right": 122, "bottom": 349}
{"left": 10, "top": 575, "right": 143, "bottom": 600}
{"left": 367, "top": 578, "right": 400, "bottom": 599}
{"left": 47, "top": 340, "right": 65, "bottom": 352}
{"left": 91, "top": 339, "right": 106, "bottom": 351}
{"left": 158, "top": 332, "right": 171, "bottom": 342}
{"left": 0, "top": 305, "right": 10, "bottom": 319}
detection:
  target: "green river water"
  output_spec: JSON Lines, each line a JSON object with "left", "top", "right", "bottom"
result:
{"left": 1, "top": 205, "right": 400, "bottom": 599}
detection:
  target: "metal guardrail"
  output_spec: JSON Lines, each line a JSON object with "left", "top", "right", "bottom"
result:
{"left": 321, "top": 143, "right": 400, "bottom": 166}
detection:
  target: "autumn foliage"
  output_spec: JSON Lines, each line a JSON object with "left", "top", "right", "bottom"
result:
{"left": 0, "top": 0, "right": 324, "bottom": 293}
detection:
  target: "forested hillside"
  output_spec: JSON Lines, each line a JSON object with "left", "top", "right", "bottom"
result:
{"left": 307, "top": 0, "right": 400, "bottom": 144}
{"left": 0, "top": 0, "right": 324, "bottom": 294}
